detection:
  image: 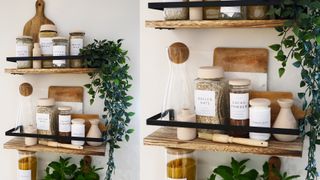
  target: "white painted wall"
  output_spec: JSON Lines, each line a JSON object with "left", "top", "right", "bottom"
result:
{"left": 140, "top": 1, "right": 319, "bottom": 180}
{"left": 0, "top": 0, "right": 139, "bottom": 179}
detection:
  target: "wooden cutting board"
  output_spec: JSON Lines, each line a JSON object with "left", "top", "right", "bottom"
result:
{"left": 48, "top": 86, "right": 84, "bottom": 114}
{"left": 214, "top": 47, "right": 269, "bottom": 91}
{"left": 23, "top": 0, "right": 54, "bottom": 42}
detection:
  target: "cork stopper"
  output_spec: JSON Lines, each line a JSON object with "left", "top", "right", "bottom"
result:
{"left": 168, "top": 42, "right": 189, "bottom": 64}
{"left": 19, "top": 83, "right": 33, "bottom": 96}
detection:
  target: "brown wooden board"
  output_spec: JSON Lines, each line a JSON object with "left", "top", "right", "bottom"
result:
{"left": 4, "top": 68, "right": 96, "bottom": 75}
{"left": 214, "top": 47, "right": 268, "bottom": 73}
{"left": 4, "top": 138, "right": 106, "bottom": 156}
{"left": 144, "top": 128, "right": 303, "bottom": 158}
{"left": 23, "top": 0, "right": 54, "bottom": 42}
{"left": 49, "top": 86, "right": 83, "bottom": 102}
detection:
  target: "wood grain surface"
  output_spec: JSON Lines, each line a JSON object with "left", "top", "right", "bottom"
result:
{"left": 49, "top": 86, "right": 83, "bottom": 102}
{"left": 4, "top": 68, "right": 96, "bottom": 75}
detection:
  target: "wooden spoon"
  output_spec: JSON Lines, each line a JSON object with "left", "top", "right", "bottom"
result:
{"left": 23, "top": 0, "right": 54, "bottom": 42}
{"left": 168, "top": 42, "right": 189, "bottom": 64}
{"left": 268, "top": 156, "right": 281, "bottom": 180}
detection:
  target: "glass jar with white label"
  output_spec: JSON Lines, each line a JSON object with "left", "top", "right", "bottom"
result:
{"left": 166, "top": 148, "right": 196, "bottom": 180}
{"left": 71, "top": 119, "right": 85, "bottom": 146}
{"left": 36, "top": 98, "right": 57, "bottom": 141}
{"left": 18, "top": 151, "right": 37, "bottom": 180}
{"left": 16, "top": 36, "right": 33, "bottom": 69}
{"left": 39, "top": 24, "right": 57, "bottom": 68}
{"left": 194, "top": 66, "right": 228, "bottom": 134}
{"left": 249, "top": 98, "right": 271, "bottom": 141}
{"left": 229, "top": 79, "right": 250, "bottom": 137}
{"left": 58, "top": 106, "right": 72, "bottom": 144}
{"left": 220, "top": 0, "right": 246, "bottom": 19}
{"left": 52, "top": 37, "right": 69, "bottom": 68}
{"left": 69, "top": 32, "right": 85, "bottom": 68}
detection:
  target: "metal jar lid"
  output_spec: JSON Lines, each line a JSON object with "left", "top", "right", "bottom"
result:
{"left": 250, "top": 98, "right": 271, "bottom": 107}
{"left": 37, "top": 98, "right": 55, "bottom": 106}
{"left": 229, "top": 79, "right": 251, "bottom": 86}
{"left": 198, "top": 66, "right": 224, "bottom": 79}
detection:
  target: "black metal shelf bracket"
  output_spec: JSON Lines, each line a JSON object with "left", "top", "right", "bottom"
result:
{"left": 148, "top": 0, "right": 280, "bottom": 11}
{"left": 147, "top": 110, "right": 301, "bottom": 135}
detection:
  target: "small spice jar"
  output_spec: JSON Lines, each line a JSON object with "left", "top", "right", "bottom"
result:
{"left": 16, "top": 36, "right": 33, "bottom": 69}
{"left": 71, "top": 119, "right": 85, "bottom": 146}
{"left": 164, "top": 0, "right": 189, "bottom": 20}
{"left": 247, "top": 5, "right": 269, "bottom": 20}
{"left": 167, "top": 148, "right": 196, "bottom": 180}
{"left": 69, "top": 32, "right": 85, "bottom": 68}
{"left": 220, "top": 0, "right": 246, "bottom": 19}
{"left": 249, "top": 98, "right": 271, "bottom": 141}
{"left": 39, "top": 24, "right": 57, "bottom": 68}
{"left": 58, "top": 106, "right": 72, "bottom": 144}
{"left": 32, "top": 43, "right": 42, "bottom": 69}
{"left": 36, "top": 98, "right": 57, "bottom": 140}
{"left": 203, "top": 0, "right": 220, "bottom": 20}
{"left": 52, "top": 37, "right": 69, "bottom": 68}
{"left": 18, "top": 151, "right": 37, "bottom": 180}
{"left": 195, "top": 66, "right": 228, "bottom": 134}
{"left": 229, "top": 79, "right": 251, "bottom": 137}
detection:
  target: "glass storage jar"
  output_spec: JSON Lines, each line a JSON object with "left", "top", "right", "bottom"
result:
{"left": 39, "top": 24, "right": 57, "bottom": 68}
{"left": 203, "top": 0, "right": 220, "bottom": 19}
{"left": 58, "top": 106, "right": 72, "bottom": 144}
{"left": 164, "top": 0, "right": 189, "bottom": 20}
{"left": 69, "top": 32, "right": 85, "bottom": 68}
{"left": 36, "top": 98, "right": 57, "bottom": 141}
{"left": 71, "top": 119, "right": 85, "bottom": 146}
{"left": 18, "top": 151, "right": 37, "bottom": 180}
{"left": 249, "top": 98, "right": 271, "bottom": 141}
{"left": 229, "top": 79, "right": 250, "bottom": 137}
{"left": 220, "top": 0, "right": 246, "bottom": 19}
{"left": 166, "top": 148, "right": 196, "bottom": 180}
{"left": 194, "top": 66, "right": 228, "bottom": 134}
{"left": 52, "top": 37, "right": 69, "bottom": 68}
{"left": 247, "top": 5, "right": 269, "bottom": 20}
{"left": 16, "top": 36, "right": 33, "bottom": 69}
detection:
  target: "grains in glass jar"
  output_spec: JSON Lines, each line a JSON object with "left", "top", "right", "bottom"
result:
{"left": 52, "top": 37, "right": 69, "bottom": 68}
{"left": 18, "top": 151, "right": 37, "bottom": 180}
{"left": 16, "top": 36, "right": 33, "bottom": 69}
{"left": 36, "top": 98, "right": 57, "bottom": 141}
{"left": 58, "top": 106, "right": 72, "bottom": 143}
{"left": 203, "top": 0, "right": 220, "bottom": 20}
{"left": 247, "top": 6, "right": 269, "bottom": 20}
{"left": 39, "top": 24, "right": 57, "bottom": 68}
{"left": 69, "top": 32, "right": 85, "bottom": 68}
{"left": 164, "top": 0, "right": 189, "bottom": 20}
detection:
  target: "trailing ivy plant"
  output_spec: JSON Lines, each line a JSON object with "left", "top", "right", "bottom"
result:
{"left": 80, "top": 39, "right": 134, "bottom": 180}
{"left": 269, "top": 1, "right": 320, "bottom": 179}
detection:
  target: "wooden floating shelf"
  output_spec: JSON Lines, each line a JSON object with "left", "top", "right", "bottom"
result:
{"left": 4, "top": 138, "right": 106, "bottom": 156}
{"left": 144, "top": 127, "right": 303, "bottom": 158}
{"left": 145, "top": 20, "right": 285, "bottom": 29}
{"left": 5, "top": 68, "right": 97, "bottom": 75}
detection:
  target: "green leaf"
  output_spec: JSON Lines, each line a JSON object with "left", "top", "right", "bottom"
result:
{"left": 316, "top": 35, "right": 320, "bottom": 45}
{"left": 298, "top": 92, "right": 305, "bottom": 99}
{"left": 270, "top": 44, "right": 281, "bottom": 51}
{"left": 125, "top": 134, "right": 130, "bottom": 142}
{"left": 292, "top": 61, "right": 301, "bottom": 68}
{"left": 279, "top": 68, "right": 286, "bottom": 77}
{"left": 127, "top": 129, "right": 134, "bottom": 134}
{"left": 213, "top": 166, "right": 233, "bottom": 180}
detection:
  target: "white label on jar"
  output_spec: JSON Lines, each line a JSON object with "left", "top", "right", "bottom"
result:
{"left": 16, "top": 45, "right": 29, "bottom": 57}
{"left": 17, "top": 169, "right": 31, "bottom": 180}
{"left": 168, "top": 178, "right": 187, "bottom": 180}
{"left": 53, "top": 45, "right": 66, "bottom": 66}
{"left": 195, "top": 90, "right": 216, "bottom": 116}
{"left": 249, "top": 107, "right": 271, "bottom": 140}
{"left": 36, "top": 113, "right": 50, "bottom": 131}
{"left": 221, "top": 0, "right": 240, "bottom": 13}
{"left": 59, "top": 115, "right": 71, "bottom": 132}
{"left": 70, "top": 39, "right": 83, "bottom": 55}
{"left": 40, "top": 37, "right": 53, "bottom": 55}
{"left": 72, "top": 124, "right": 85, "bottom": 137}
{"left": 230, "top": 93, "right": 249, "bottom": 120}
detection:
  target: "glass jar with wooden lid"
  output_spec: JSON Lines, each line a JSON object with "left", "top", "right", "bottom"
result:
{"left": 52, "top": 37, "right": 69, "bottom": 68}
{"left": 39, "top": 24, "right": 57, "bottom": 68}
{"left": 16, "top": 36, "right": 33, "bottom": 69}
{"left": 203, "top": 0, "right": 220, "bottom": 20}
{"left": 69, "top": 32, "right": 85, "bottom": 68}
{"left": 36, "top": 98, "right": 57, "bottom": 141}
{"left": 58, "top": 106, "right": 72, "bottom": 143}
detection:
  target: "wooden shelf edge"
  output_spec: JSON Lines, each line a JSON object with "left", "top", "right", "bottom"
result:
{"left": 144, "top": 127, "right": 303, "bottom": 158}
{"left": 4, "top": 68, "right": 97, "bottom": 75}
{"left": 145, "top": 20, "right": 285, "bottom": 29}
{"left": 4, "top": 138, "right": 106, "bottom": 156}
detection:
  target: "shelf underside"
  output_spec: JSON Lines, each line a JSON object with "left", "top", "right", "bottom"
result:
{"left": 4, "top": 138, "right": 106, "bottom": 156}
{"left": 5, "top": 68, "right": 96, "bottom": 75}
{"left": 144, "top": 128, "right": 303, "bottom": 157}
{"left": 145, "top": 20, "right": 285, "bottom": 29}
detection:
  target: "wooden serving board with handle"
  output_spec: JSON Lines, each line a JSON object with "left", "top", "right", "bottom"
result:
{"left": 214, "top": 47, "right": 269, "bottom": 91}
{"left": 23, "top": 0, "right": 54, "bottom": 42}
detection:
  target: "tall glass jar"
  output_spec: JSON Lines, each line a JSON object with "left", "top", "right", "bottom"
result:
{"left": 36, "top": 98, "right": 57, "bottom": 141}
{"left": 194, "top": 66, "right": 228, "bottom": 134}
{"left": 18, "top": 151, "right": 37, "bottom": 180}
{"left": 229, "top": 79, "right": 250, "bottom": 137}
{"left": 39, "top": 24, "right": 57, "bottom": 68}
{"left": 58, "top": 106, "right": 72, "bottom": 144}
{"left": 220, "top": 0, "right": 246, "bottom": 19}
{"left": 203, "top": 0, "right": 220, "bottom": 20}
{"left": 52, "top": 37, "right": 69, "bottom": 68}
{"left": 16, "top": 36, "right": 33, "bottom": 69}
{"left": 69, "top": 32, "right": 85, "bottom": 68}
{"left": 247, "top": 6, "right": 269, "bottom": 20}
{"left": 166, "top": 148, "right": 196, "bottom": 180}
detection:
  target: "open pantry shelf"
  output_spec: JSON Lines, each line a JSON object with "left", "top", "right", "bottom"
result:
{"left": 5, "top": 68, "right": 96, "bottom": 75}
{"left": 144, "top": 127, "right": 304, "bottom": 158}
{"left": 145, "top": 20, "right": 285, "bottom": 29}
{"left": 4, "top": 138, "right": 106, "bottom": 156}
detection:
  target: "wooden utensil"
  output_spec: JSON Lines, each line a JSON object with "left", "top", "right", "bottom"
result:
{"left": 168, "top": 42, "right": 189, "bottom": 64}
{"left": 198, "top": 132, "right": 268, "bottom": 147}
{"left": 19, "top": 83, "right": 33, "bottom": 97}
{"left": 39, "top": 140, "right": 83, "bottom": 150}
{"left": 268, "top": 156, "right": 281, "bottom": 180}
{"left": 23, "top": 0, "right": 54, "bottom": 42}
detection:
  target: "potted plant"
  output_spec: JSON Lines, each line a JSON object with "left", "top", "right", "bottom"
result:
{"left": 269, "top": 1, "right": 320, "bottom": 178}
{"left": 80, "top": 39, "right": 134, "bottom": 180}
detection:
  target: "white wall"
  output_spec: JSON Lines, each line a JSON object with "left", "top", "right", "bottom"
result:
{"left": 0, "top": 0, "right": 139, "bottom": 179}
{"left": 140, "top": 1, "right": 319, "bottom": 180}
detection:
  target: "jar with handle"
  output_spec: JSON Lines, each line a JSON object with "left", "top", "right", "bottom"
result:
{"left": 86, "top": 119, "right": 102, "bottom": 146}
{"left": 273, "top": 99, "right": 298, "bottom": 142}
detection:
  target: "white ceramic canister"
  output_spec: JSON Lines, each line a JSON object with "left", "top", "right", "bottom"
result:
{"left": 249, "top": 98, "right": 271, "bottom": 141}
{"left": 71, "top": 119, "right": 85, "bottom": 146}
{"left": 86, "top": 119, "right": 102, "bottom": 146}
